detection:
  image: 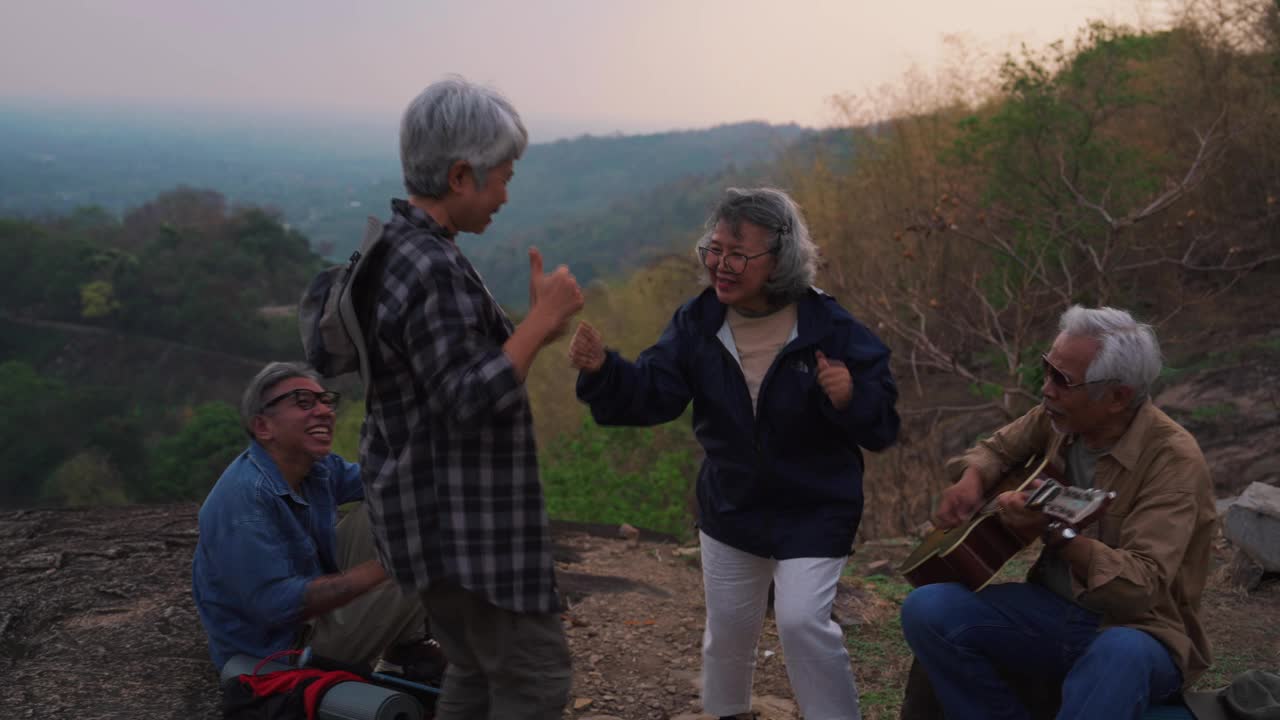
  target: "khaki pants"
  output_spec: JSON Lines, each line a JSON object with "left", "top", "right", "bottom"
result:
{"left": 421, "top": 582, "right": 571, "bottom": 720}
{"left": 306, "top": 504, "right": 428, "bottom": 668}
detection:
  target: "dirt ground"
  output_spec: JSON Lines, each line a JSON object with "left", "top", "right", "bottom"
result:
{"left": 1, "top": 503, "right": 1276, "bottom": 720}
{"left": 3, "top": 321, "right": 1277, "bottom": 719}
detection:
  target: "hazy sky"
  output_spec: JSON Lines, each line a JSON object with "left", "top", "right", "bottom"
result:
{"left": 1, "top": 0, "right": 1166, "bottom": 141}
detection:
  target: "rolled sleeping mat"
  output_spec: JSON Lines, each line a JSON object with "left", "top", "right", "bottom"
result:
{"left": 220, "top": 654, "right": 423, "bottom": 720}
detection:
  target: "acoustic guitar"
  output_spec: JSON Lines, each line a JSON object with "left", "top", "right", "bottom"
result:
{"left": 899, "top": 454, "right": 1115, "bottom": 591}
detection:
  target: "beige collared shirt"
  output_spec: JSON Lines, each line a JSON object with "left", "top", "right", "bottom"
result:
{"left": 946, "top": 399, "right": 1216, "bottom": 684}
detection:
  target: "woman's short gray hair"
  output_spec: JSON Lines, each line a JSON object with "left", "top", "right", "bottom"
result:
{"left": 239, "top": 361, "right": 321, "bottom": 437}
{"left": 1058, "top": 305, "right": 1163, "bottom": 407}
{"left": 697, "top": 187, "right": 818, "bottom": 304}
{"left": 400, "top": 76, "right": 529, "bottom": 198}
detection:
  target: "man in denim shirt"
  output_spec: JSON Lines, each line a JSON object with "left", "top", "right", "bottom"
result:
{"left": 192, "top": 362, "right": 429, "bottom": 674}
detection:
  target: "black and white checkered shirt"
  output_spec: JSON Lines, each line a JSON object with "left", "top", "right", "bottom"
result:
{"left": 360, "top": 199, "right": 559, "bottom": 614}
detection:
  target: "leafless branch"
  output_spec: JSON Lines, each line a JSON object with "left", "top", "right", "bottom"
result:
{"left": 1058, "top": 107, "right": 1228, "bottom": 229}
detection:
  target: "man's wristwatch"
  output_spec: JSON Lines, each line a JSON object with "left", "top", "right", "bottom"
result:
{"left": 1043, "top": 521, "right": 1079, "bottom": 550}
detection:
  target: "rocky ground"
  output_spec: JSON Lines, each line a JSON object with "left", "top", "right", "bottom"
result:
{"left": 0, "top": 506, "right": 818, "bottom": 720}
{"left": 1, "top": 503, "right": 1277, "bottom": 720}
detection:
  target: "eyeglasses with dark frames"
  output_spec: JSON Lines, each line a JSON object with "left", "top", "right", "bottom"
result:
{"left": 258, "top": 388, "right": 341, "bottom": 413}
{"left": 1040, "top": 355, "right": 1120, "bottom": 391}
{"left": 697, "top": 245, "right": 777, "bottom": 275}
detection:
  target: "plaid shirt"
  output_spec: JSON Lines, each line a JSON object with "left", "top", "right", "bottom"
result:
{"left": 359, "top": 198, "right": 559, "bottom": 614}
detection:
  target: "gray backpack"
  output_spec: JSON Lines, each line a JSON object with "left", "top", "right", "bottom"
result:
{"left": 298, "top": 217, "right": 388, "bottom": 387}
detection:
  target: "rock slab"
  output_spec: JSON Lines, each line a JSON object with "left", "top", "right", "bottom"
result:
{"left": 1223, "top": 481, "right": 1280, "bottom": 572}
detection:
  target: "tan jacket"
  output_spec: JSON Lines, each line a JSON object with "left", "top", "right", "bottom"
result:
{"left": 948, "top": 399, "right": 1216, "bottom": 684}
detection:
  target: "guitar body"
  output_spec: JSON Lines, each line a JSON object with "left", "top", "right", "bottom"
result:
{"left": 900, "top": 513, "right": 1033, "bottom": 591}
{"left": 900, "top": 454, "right": 1058, "bottom": 591}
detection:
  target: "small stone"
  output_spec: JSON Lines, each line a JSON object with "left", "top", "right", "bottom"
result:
{"left": 618, "top": 523, "right": 641, "bottom": 546}
{"left": 863, "top": 559, "right": 893, "bottom": 576}
{"left": 573, "top": 697, "right": 593, "bottom": 710}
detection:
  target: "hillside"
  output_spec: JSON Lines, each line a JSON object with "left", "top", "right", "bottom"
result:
{"left": 0, "top": 109, "right": 807, "bottom": 305}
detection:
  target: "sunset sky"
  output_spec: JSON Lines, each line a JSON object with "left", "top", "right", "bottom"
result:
{"left": 0, "top": 0, "right": 1167, "bottom": 141}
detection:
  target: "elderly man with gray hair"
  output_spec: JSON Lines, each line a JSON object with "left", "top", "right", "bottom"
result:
{"left": 902, "top": 306, "right": 1216, "bottom": 720}
{"left": 192, "top": 361, "right": 437, "bottom": 679}
{"left": 358, "top": 77, "right": 583, "bottom": 719}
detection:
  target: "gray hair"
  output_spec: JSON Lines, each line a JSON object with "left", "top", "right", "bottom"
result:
{"left": 400, "top": 76, "right": 529, "bottom": 198}
{"left": 1058, "top": 305, "right": 1163, "bottom": 407}
{"left": 697, "top": 187, "right": 818, "bottom": 304}
{"left": 239, "top": 361, "right": 321, "bottom": 437}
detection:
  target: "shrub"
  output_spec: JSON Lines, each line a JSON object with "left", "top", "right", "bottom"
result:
{"left": 540, "top": 414, "right": 699, "bottom": 539}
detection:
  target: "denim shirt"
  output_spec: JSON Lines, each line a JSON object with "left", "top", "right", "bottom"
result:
{"left": 192, "top": 441, "right": 363, "bottom": 670}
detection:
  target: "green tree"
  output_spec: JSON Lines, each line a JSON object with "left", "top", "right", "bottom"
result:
{"left": 80, "top": 280, "right": 121, "bottom": 319}
{"left": 0, "top": 361, "right": 78, "bottom": 506}
{"left": 798, "top": 19, "right": 1278, "bottom": 419}
{"left": 146, "top": 402, "right": 245, "bottom": 501}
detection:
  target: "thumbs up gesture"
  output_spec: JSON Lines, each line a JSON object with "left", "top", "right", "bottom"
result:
{"left": 528, "top": 246, "right": 582, "bottom": 344}
{"left": 815, "top": 350, "right": 853, "bottom": 410}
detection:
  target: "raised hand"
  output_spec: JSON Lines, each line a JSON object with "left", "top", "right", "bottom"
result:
{"left": 528, "top": 247, "right": 582, "bottom": 343}
{"left": 815, "top": 350, "right": 853, "bottom": 410}
{"left": 568, "top": 321, "right": 606, "bottom": 373}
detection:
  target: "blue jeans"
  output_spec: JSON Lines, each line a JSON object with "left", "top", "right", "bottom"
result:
{"left": 900, "top": 582, "right": 1182, "bottom": 720}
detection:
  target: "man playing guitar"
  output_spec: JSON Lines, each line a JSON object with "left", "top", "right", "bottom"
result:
{"left": 900, "top": 306, "right": 1217, "bottom": 720}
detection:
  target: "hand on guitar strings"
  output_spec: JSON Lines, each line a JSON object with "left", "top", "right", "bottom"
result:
{"left": 933, "top": 467, "right": 986, "bottom": 529}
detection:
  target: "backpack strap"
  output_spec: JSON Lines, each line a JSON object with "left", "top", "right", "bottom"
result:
{"left": 356, "top": 215, "right": 383, "bottom": 256}
{"left": 340, "top": 216, "right": 386, "bottom": 408}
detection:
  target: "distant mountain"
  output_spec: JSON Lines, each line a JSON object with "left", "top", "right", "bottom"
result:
{"left": 0, "top": 106, "right": 810, "bottom": 305}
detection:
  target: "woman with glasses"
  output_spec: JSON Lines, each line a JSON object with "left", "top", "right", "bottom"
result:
{"left": 569, "top": 187, "right": 900, "bottom": 720}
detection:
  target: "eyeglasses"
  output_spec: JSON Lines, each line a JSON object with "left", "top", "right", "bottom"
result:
{"left": 259, "top": 388, "right": 341, "bottom": 413}
{"left": 1040, "top": 355, "right": 1119, "bottom": 390}
{"left": 698, "top": 245, "right": 777, "bottom": 275}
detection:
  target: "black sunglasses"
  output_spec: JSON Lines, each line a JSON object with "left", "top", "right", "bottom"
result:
{"left": 1040, "top": 355, "right": 1119, "bottom": 390}
{"left": 259, "top": 388, "right": 341, "bottom": 413}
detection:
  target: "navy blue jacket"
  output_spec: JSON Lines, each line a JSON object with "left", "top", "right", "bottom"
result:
{"left": 576, "top": 287, "right": 899, "bottom": 558}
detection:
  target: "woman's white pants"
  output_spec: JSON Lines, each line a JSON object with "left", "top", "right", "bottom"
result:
{"left": 699, "top": 531, "right": 861, "bottom": 720}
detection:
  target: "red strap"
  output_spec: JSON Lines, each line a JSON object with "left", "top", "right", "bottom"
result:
{"left": 255, "top": 648, "right": 303, "bottom": 675}
{"left": 302, "top": 670, "right": 363, "bottom": 720}
{"left": 239, "top": 668, "right": 363, "bottom": 720}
